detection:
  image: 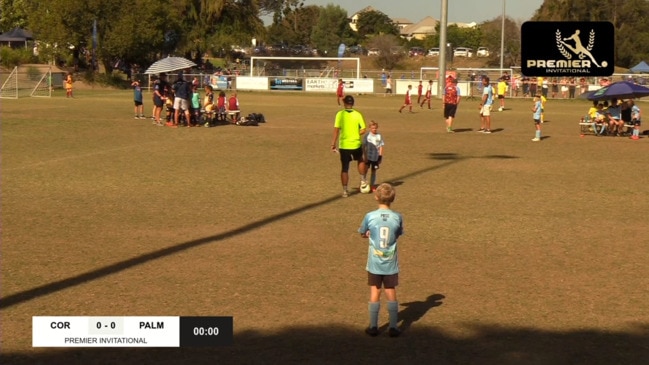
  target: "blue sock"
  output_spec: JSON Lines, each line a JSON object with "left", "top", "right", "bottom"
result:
{"left": 535, "top": 130, "right": 541, "bottom": 139}
{"left": 387, "top": 301, "right": 399, "bottom": 329}
{"left": 368, "top": 302, "right": 380, "bottom": 328}
{"left": 634, "top": 129, "right": 639, "bottom": 137}
{"left": 370, "top": 172, "right": 376, "bottom": 186}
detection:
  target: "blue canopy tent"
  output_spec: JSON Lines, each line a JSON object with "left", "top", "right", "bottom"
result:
{"left": 630, "top": 61, "right": 649, "bottom": 73}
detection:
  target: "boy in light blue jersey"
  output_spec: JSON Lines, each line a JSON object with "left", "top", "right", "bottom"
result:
{"left": 358, "top": 183, "right": 404, "bottom": 337}
{"left": 629, "top": 100, "right": 641, "bottom": 140}
{"left": 532, "top": 95, "right": 543, "bottom": 141}
{"left": 479, "top": 76, "right": 494, "bottom": 133}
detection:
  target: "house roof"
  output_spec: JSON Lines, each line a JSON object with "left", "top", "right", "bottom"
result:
{"left": 0, "top": 27, "right": 33, "bottom": 42}
{"left": 392, "top": 18, "right": 413, "bottom": 25}
{"left": 401, "top": 16, "right": 437, "bottom": 36}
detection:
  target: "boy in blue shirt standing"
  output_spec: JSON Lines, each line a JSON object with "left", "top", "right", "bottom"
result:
{"left": 532, "top": 95, "right": 543, "bottom": 141}
{"left": 131, "top": 80, "right": 144, "bottom": 119}
{"left": 358, "top": 183, "right": 404, "bottom": 337}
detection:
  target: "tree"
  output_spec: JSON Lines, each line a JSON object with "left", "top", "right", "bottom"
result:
{"left": 478, "top": 17, "right": 520, "bottom": 66}
{"left": 310, "top": 5, "right": 354, "bottom": 56}
{"left": 267, "top": 4, "right": 319, "bottom": 47}
{"left": 0, "top": 0, "right": 29, "bottom": 31}
{"left": 367, "top": 34, "right": 404, "bottom": 70}
{"left": 356, "top": 10, "right": 399, "bottom": 39}
{"left": 32, "top": 0, "right": 180, "bottom": 72}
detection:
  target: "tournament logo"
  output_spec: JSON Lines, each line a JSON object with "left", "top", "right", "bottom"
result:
{"left": 521, "top": 22, "right": 614, "bottom": 77}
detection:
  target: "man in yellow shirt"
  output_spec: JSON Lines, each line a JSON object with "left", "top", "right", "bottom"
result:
{"left": 331, "top": 95, "right": 368, "bottom": 197}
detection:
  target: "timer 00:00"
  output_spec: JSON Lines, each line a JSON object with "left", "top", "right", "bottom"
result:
{"left": 193, "top": 327, "right": 219, "bottom": 336}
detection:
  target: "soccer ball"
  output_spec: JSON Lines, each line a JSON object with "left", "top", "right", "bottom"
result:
{"left": 360, "top": 182, "right": 371, "bottom": 194}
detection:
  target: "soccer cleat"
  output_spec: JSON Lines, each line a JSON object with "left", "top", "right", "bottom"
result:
{"left": 483, "top": 129, "right": 492, "bottom": 134}
{"left": 388, "top": 327, "right": 401, "bottom": 337}
{"left": 498, "top": 107, "right": 503, "bottom": 111}
{"left": 532, "top": 137, "right": 541, "bottom": 141}
{"left": 447, "top": 128, "right": 455, "bottom": 133}
{"left": 477, "top": 128, "right": 485, "bottom": 133}
{"left": 342, "top": 190, "right": 349, "bottom": 198}
{"left": 631, "top": 135, "right": 639, "bottom": 140}
{"left": 365, "top": 327, "right": 379, "bottom": 337}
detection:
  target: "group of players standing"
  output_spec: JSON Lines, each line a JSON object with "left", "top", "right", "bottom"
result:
{"left": 132, "top": 72, "right": 242, "bottom": 128}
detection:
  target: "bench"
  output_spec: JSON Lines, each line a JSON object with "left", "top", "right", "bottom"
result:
{"left": 580, "top": 118, "right": 635, "bottom": 136}
{"left": 227, "top": 110, "right": 240, "bottom": 124}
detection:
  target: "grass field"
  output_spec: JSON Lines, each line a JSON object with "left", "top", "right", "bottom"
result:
{"left": 1, "top": 89, "right": 648, "bottom": 364}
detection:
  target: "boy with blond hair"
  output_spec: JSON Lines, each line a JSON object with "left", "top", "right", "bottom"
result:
{"left": 363, "top": 121, "right": 384, "bottom": 190}
{"left": 358, "top": 183, "right": 404, "bottom": 337}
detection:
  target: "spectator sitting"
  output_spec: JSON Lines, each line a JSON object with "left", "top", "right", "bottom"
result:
{"left": 216, "top": 91, "right": 227, "bottom": 121}
{"left": 606, "top": 99, "right": 624, "bottom": 136}
{"left": 227, "top": 92, "right": 240, "bottom": 124}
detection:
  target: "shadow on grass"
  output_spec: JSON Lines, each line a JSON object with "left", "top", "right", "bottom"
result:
{"left": 3, "top": 323, "right": 647, "bottom": 365}
{"left": 0, "top": 153, "right": 516, "bottom": 310}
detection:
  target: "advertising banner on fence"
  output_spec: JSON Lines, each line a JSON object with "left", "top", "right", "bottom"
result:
{"left": 269, "top": 77, "right": 303, "bottom": 91}
{"left": 235, "top": 76, "right": 269, "bottom": 90}
{"left": 304, "top": 78, "right": 374, "bottom": 93}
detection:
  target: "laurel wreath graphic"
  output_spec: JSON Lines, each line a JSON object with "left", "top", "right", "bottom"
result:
{"left": 587, "top": 29, "right": 595, "bottom": 51}
{"left": 556, "top": 30, "right": 572, "bottom": 59}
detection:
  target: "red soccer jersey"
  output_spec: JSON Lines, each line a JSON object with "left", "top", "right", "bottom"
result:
{"left": 418, "top": 84, "right": 423, "bottom": 96}
{"left": 404, "top": 90, "right": 411, "bottom": 104}
{"left": 336, "top": 82, "right": 344, "bottom": 97}
{"left": 227, "top": 96, "right": 239, "bottom": 110}
{"left": 217, "top": 96, "right": 226, "bottom": 108}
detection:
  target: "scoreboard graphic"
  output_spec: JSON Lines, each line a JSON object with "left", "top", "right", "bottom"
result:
{"left": 33, "top": 316, "right": 233, "bottom": 347}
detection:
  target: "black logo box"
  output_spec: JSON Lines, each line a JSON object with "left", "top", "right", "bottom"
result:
{"left": 521, "top": 21, "right": 614, "bottom": 77}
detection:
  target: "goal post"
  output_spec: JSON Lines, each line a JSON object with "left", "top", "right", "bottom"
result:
{"left": 249, "top": 57, "right": 361, "bottom": 79}
{"left": 0, "top": 66, "right": 19, "bottom": 99}
{"left": 31, "top": 67, "right": 53, "bottom": 98}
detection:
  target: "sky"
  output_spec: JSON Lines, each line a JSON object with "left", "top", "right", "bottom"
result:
{"left": 300, "top": 0, "right": 546, "bottom": 24}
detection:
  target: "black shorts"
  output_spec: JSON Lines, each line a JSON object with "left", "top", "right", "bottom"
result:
{"left": 134, "top": 101, "right": 143, "bottom": 106}
{"left": 368, "top": 272, "right": 399, "bottom": 288}
{"left": 154, "top": 97, "right": 163, "bottom": 107}
{"left": 443, "top": 104, "right": 457, "bottom": 118}
{"left": 339, "top": 148, "right": 363, "bottom": 172}
{"left": 633, "top": 119, "right": 642, "bottom": 126}
{"left": 497, "top": 95, "right": 505, "bottom": 99}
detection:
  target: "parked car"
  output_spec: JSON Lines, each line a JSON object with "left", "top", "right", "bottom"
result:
{"left": 347, "top": 45, "right": 365, "bottom": 55}
{"left": 427, "top": 47, "right": 440, "bottom": 57}
{"left": 477, "top": 47, "right": 490, "bottom": 57}
{"left": 367, "top": 48, "right": 380, "bottom": 56}
{"left": 390, "top": 46, "right": 406, "bottom": 55}
{"left": 409, "top": 47, "right": 426, "bottom": 57}
{"left": 453, "top": 47, "right": 473, "bottom": 57}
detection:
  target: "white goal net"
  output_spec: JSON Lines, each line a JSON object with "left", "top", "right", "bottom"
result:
{"left": 0, "top": 65, "right": 54, "bottom": 98}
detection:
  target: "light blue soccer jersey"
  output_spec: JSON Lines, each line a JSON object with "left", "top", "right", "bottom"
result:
{"left": 483, "top": 85, "right": 494, "bottom": 105}
{"left": 632, "top": 105, "right": 641, "bottom": 120}
{"left": 358, "top": 208, "right": 404, "bottom": 275}
{"left": 533, "top": 100, "right": 542, "bottom": 120}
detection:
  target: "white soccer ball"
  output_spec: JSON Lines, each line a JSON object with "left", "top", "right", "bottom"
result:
{"left": 360, "top": 182, "right": 371, "bottom": 194}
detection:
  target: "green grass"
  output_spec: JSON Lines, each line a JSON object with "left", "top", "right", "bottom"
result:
{"left": 1, "top": 89, "right": 648, "bottom": 364}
